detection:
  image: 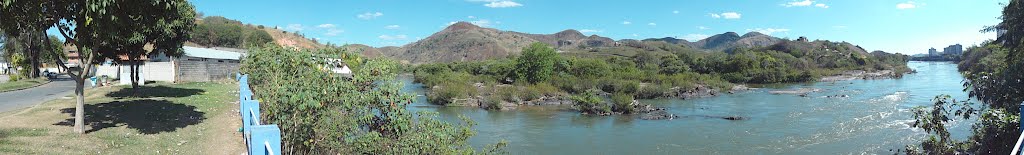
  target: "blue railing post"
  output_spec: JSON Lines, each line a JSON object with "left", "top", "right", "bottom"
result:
{"left": 238, "top": 73, "right": 281, "bottom": 155}
{"left": 250, "top": 125, "right": 282, "bottom": 155}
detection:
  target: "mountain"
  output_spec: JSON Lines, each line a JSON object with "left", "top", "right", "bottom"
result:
{"left": 187, "top": 16, "right": 325, "bottom": 50}
{"left": 688, "top": 32, "right": 783, "bottom": 51}
{"left": 367, "top": 22, "right": 616, "bottom": 63}
{"left": 357, "top": 22, "right": 794, "bottom": 64}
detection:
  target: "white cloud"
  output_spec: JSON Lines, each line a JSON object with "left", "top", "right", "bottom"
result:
{"left": 897, "top": 1, "right": 916, "bottom": 9}
{"left": 632, "top": 34, "right": 639, "bottom": 37}
{"left": 385, "top": 25, "right": 401, "bottom": 29}
{"left": 378, "top": 34, "right": 408, "bottom": 40}
{"left": 357, "top": 12, "right": 383, "bottom": 20}
{"left": 782, "top": 0, "right": 828, "bottom": 9}
{"left": 783, "top": 0, "right": 813, "bottom": 7}
{"left": 317, "top": 24, "right": 335, "bottom": 29}
{"left": 682, "top": 34, "right": 710, "bottom": 41}
{"left": 579, "top": 29, "right": 602, "bottom": 33}
{"left": 483, "top": 1, "right": 522, "bottom": 8}
{"left": 746, "top": 28, "right": 791, "bottom": 35}
{"left": 648, "top": 23, "right": 657, "bottom": 26}
{"left": 470, "top": 19, "right": 493, "bottom": 27}
{"left": 672, "top": 10, "right": 679, "bottom": 14}
{"left": 711, "top": 12, "right": 741, "bottom": 19}
{"left": 698, "top": 26, "right": 710, "bottom": 30}
{"left": 285, "top": 24, "right": 303, "bottom": 31}
{"left": 832, "top": 25, "right": 848, "bottom": 29}
{"left": 468, "top": 16, "right": 476, "bottom": 19}
{"left": 622, "top": 21, "right": 632, "bottom": 25}
{"left": 325, "top": 29, "right": 344, "bottom": 36}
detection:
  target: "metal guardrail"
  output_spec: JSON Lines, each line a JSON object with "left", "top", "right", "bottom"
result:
{"left": 238, "top": 74, "right": 282, "bottom": 155}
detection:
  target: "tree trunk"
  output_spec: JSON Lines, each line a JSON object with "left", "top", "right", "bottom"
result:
{"left": 28, "top": 32, "right": 40, "bottom": 78}
{"left": 73, "top": 77, "right": 85, "bottom": 134}
{"left": 131, "top": 58, "right": 140, "bottom": 89}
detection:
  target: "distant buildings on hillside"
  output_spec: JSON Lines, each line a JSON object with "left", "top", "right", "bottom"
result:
{"left": 943, "top": 44, "right": 963, "bottom": 56}
{"left": 925, "top": 44, "right": 962, "bottom": 57}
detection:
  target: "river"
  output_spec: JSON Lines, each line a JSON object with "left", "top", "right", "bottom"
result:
{"left": 400, "top": 61, "right": 974, "bottom": 154}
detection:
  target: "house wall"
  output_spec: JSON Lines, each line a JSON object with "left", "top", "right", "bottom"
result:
{"left": 144, "top": 62, "right": 175, "bottom": 82}
{"left": 95, "top": 64, "right": 119, "bottom": 78}
{"left": 176, "top": 56, "right": 239, "bottom": 82}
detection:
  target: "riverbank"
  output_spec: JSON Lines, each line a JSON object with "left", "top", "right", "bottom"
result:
{"left": 0, "top": 82, "right": 243, "bottom": 154}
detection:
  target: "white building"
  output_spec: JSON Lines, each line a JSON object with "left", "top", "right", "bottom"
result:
{"left": 928, "top": 48, "right": 939, "bottom": 57}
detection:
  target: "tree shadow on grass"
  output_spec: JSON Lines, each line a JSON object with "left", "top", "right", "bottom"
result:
{"left": 105, "top": 85, "right": 204, "bottom": 99}
{"left": 54, "top": 99, "right": 205, "bottom": 134}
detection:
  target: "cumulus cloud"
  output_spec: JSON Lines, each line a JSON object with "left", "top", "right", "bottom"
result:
{"left": 673, "top": 10, "right": 679, "bottom": 14}
{"left": 897, "top": 1, "right": 916, "bottom": 9}
{"left": 579, "top": 29, "right": 602, "bottom": 33}
{"left": 317, "top": 24, "right": 335, "bottom": 29}
{"left": 622, "top": 21, "right": 632, "bottom": 25}
{"left": 711, "top": 12, "right": 741, "bottom": 19}
{"left": 746, "top": 28, "right": 791, "bottom": 35}
{"left": 378, "top": 34, "right": 408, "bottom": 40}
{"left": 682, "top": 34, "right": 710, "bottom": 41}
{"left": 285, "top": 24, "right": 303, "bottom": 31}
{"left": 357, "top": 12, "right": 383, "bottom": 20}
{"left": 470, "top": 0, "right": 522, "bottom": 8}
{"left": 782, "top": 0, "right": 828, "bottom": 9}
{"left": 648, "top": 23, "right": 657, "bottom": 26}
{"left": 698, "top": 26, "right": 710, "bottom": 30}
{"left": 325, "top": 29, "right": 344, "bottom": 36}
{"left": 385, "top": 25, "right": 400, "bottom": 29}
{"left": 783, "top": 0, "right": 813, "bottom": 7}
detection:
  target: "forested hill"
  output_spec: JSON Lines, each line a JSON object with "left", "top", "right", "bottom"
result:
{"left": 187, "top": 16, "right": 326, "bottom": 50}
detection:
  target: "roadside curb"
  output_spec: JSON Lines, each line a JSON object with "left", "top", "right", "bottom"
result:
{"left": 0, "top": 78, "right": 53, "bottom": 93}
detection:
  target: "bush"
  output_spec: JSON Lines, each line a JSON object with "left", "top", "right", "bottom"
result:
{"left": 610, "top": 93, "right": 635, "bottom": 114}
{"left": 600, "top": 79, "right": 639, "bottom": 94}
{"left": 571, "top": 91, "right": 610, "bottom": 115}
{"left": 240, "top": 45, "right": 498, "bottom": 154}
{"left": 427, "top": 82, "right": 475, "bottom": 105}
{"left": 637, "top": 83, "right": 669, "bottom": 99}
{"left": 481, "top": 95, "right": 503, "bottom": 110}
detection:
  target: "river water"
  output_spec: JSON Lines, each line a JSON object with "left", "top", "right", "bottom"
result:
{"left": 401, "top": 61, "right": 974, "bottom": 154}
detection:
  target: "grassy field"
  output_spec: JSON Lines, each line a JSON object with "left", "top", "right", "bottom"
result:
{"left": 0, "top": 82, "right": 243, "bottom": 154}
{"left": 0, "top": 78, "right": 49, "bottom": 92}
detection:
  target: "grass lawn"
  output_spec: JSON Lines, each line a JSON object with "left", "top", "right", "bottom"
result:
{"left": 0, "top": 81, "right": 244, "bottom": 154}
{"left": 0, "top": 78, "right": 49, "bottom": 92}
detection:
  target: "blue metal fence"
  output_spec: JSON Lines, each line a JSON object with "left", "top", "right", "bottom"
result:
{"left": 237, "top": 74, "right": 282, "bottom": 155}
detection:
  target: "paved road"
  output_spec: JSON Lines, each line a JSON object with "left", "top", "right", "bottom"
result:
{"left": 0, "top": 76, "right": 76, "bottom": 113}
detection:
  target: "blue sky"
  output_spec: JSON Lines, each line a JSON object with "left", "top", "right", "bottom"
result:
{"left": 188, "top": 0, "right": 1005, "bottom": 55}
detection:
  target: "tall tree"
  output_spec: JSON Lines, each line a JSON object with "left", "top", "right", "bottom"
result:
{"left": 514, "top": 42, "right": 558, "bottom": 84}
{"left": 0, "top": 0, "right": 196, "bottom": 134}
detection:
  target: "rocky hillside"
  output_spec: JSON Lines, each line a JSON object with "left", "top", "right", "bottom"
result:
{"left": 188, "top": 16, "right": 324, "bottom": 50}
{"left": 354, "top": 22, "right": 800, "bottom": 64}
{"left": 360, "top": 22, "right": 618, "bottom": 64}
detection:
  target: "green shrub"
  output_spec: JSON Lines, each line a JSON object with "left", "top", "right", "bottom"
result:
{"left": 427, "top": 82, "right": 475, "bottom": 105}
{"left": 571, "top": 91, "right": 610, "bottom": 115}
{"left": 637, "top": 84, "right": 669, "bottom": 99}
{"left": 481, "top": 95, "right": 503, "bottom": 110}
{"left": 610, "top": 93, "right": 635, "bottom": 114}
{"left": 494, "top": 86, "right": 519, "bottom": 102}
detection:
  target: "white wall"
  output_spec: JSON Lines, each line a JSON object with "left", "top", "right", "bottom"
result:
{"left": 144, "top": 62, "right": 175, "bottom": 82}
{"left": 95, "top": 65, "right": 119, "bottom": 78}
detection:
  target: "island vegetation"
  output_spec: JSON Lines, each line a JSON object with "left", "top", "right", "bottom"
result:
{"left": 410, "top": 38, "right": 911, "bottom": 114}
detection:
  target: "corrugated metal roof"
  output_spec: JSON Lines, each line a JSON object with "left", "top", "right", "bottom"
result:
{"left": 183, "top": 46, "right": 243, "bottom": 60}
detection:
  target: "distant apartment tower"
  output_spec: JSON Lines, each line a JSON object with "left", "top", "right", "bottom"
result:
{"left": 943, "top": 44, "right": 963, "bottom": 55}
{"left": 928, "top": 48, "right": 938, "bottom": 57}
